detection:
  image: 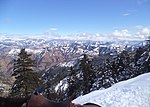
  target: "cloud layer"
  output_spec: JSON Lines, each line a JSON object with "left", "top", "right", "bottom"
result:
{"left": 111, "top": 26, "right": 150, "bottom": 40}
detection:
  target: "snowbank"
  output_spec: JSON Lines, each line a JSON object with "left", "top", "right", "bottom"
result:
{"left": 73, "top": 73, "right": 150, "bottom": 107}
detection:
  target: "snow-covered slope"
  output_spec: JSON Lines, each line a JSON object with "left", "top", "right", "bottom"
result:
{"left": 73, "top": 73, "right": 150, "bottom": 107}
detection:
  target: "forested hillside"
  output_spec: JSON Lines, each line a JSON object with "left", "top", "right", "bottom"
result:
{"left": 43, "top": 38, "right": 149, "bottom": 101}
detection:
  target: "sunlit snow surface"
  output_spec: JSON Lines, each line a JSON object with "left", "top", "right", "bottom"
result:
{"left": 73, "top": 73, "right": 150, "bottom": 107}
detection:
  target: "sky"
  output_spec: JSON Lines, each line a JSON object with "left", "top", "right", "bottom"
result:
{"left": 0, "top": 0, "right": 150, "bottom": 36}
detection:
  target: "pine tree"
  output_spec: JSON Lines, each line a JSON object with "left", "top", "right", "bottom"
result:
{"left": 144, "top": 36, "right": 150, "bottom": 73}
{"left": 102, "top": 58, "right": 114, "bottom": 88}
{"left": 110, "top": 51, "right": 132, "bottom": 82}
{"left": 67, "top": 67, "right": 79, "bottom": 98}
{"left": 9, "top": 48, "right": 43, "bottom": 97}
{"left": 80, "top": 54, "right": 95, "bottom": 94}
{"left": 137, "top": 41, "right": 150, "bottom": 74}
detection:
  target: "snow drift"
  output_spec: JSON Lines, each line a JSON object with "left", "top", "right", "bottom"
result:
{"left": 73, "top": 73, "right": 150, "bottom": 107}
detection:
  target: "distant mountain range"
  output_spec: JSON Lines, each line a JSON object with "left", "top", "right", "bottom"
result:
{"left": 0, "top": 34, "right": 146, "bottom": 73}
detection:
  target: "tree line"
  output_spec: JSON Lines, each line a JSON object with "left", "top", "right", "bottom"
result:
{"left": 0, "top": 38, "right": 149, "bottom": 101}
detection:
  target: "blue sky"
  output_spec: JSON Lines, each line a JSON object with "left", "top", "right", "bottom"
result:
{"left": 0, "top": 0, "right": 150, "bottom": 35}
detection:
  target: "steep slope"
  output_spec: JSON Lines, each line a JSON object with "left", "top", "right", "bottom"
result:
{"left": 73, "top": 73, "right": 150, "bottom": 107}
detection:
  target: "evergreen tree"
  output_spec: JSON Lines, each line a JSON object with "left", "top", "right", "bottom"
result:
{"left": 80, "top": 54, "right": 95, "bottom": 94}
{"left": 134, "top": 47, "right": 145, "bottom": 66}
{"left": 101, "top": 50, "right": 133, "bottom": 88}
{"left": 145, "top": 36, "right": 150, "bottom": 73}
{"left": 67, "top": 67, "right": 79, "bottom": 98}
{"left": 133, "top": 47, "right": 145, "bottom": 76}
{"left": 136, "top": 42, "right": 150, "bottom": 74}
{"left": 116, "top": 50, "right": 132, "bottom": 81}
{"left": 9, "top": 48, "right": 43, "bottom": 97}
{"left": 102, "top": 58, "right": 114, "bottom": 88}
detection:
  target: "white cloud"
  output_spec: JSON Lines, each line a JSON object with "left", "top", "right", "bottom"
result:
{"left": 137, "top": 27, "right": 150, "bottom": 39}
{"left": 135, "top": 26, "right": 150, "bottom": 39}
{"left": 49, "top": 28, "right": 58, "bottom": 31}
{"left": 122, "top": 9, "right": 137, "bottom": 17}
{"left": 112, "top": 30, "right": 121, "bottom": 36}
{"left": 111, "top": 26, "right": 150, "bottom": 41}
{"left": 135, "top": 26, "right": 150, "bottom": 35}
{"left": 45, "top": 28, "right": 58, "bottom": 33}
{"left": 135, "top": 25, "right": 144, "bottom": 29}
{"left": 122, "top": 13, "right": 130, "bottom": 16}
{"left": 141, "top": 28, "right": 150, "bottom": 34}
{"left": 112, "top": 29, "right": 131, "bottom": 37}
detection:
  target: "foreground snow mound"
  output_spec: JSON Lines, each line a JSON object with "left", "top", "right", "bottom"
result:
{"left": 73, "top": 73, "right": 150, "bottom": 107}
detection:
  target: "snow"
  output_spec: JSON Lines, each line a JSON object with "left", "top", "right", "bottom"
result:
{"left": 8, "top": 48, "right": 43, "bottom": 55}
{"left": 25, "top": 48, "right": 43, "bottom": 54}
{"left": 59, "top": 60, "right": 77, "bottom": 67}
{"left": 55, "top": 78, "right": 68, "bottom": 91}
{"left": 73, "top": 73, "right": 150, "bottom": 107}
{"left": 8, "top": 48, "right": 20, "bottom": 55}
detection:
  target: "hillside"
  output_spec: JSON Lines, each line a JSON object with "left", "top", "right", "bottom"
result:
{"left": 73, "top": 73, "right": 150, "bottom": 107}
{"left": 0, "top": 35, "right": 145, "bottom": 72}
{"left": 0, "top": 36, "right": 149, "bottom": 98}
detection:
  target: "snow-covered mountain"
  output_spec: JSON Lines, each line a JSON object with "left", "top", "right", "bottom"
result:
{"left": 0, "top": 34, "right": 146, "bottom": 72}
{"left": 73, "top": 73, "right": 150, "bottom": 107}
{"left": 0, "top": 34, "right": 149, "bottom": 100}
